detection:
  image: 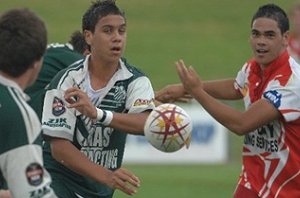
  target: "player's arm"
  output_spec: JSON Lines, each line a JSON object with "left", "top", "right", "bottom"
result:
{"left": 176, "top": 59, "right": 280, "bottom": 135}
{"left": 65, "top": 76, "right": 155, "bottom": 135}
{"left": 203, "top": 79, "right": 243, "bottom": 100}
{"left": 0, "top": 145, "right": 57, "bottom": 198}
{"left": 154, "top": 79, "right": 242, "bottom": 104}
{"left": 64, "top": 88, "right": 151, "bottom": 134}
{"left": 154, "top": 83, "right": 192, "bottom": 104}
{"left": 49, "top": 138, "right": 139, "bottom": 196}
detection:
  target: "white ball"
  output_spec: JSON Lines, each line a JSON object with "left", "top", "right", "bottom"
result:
{"left": 144, "top": 103, "right": 193, "bottom": 153}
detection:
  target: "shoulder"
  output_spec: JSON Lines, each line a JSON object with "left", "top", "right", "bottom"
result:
{"left": 45, "top": 43, "right": 83, "bottom": 64}
{"left": 48, "top": 59, "right": 85, "bottom": 89}
{"left": 121, "top": 58, "right": 146, "bottom": 78}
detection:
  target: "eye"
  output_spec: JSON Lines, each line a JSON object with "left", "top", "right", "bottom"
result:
{"left": 251, "top": 31, "right": 259, "bottom": 38}
{"left": 103, "top": 27, "right": 112, "bottom": 33}
{"left": 265, "top": 32, "right": 275, "bottom": 39}
{"left": 119, "top": 26, "right": 126, "bottom": 34}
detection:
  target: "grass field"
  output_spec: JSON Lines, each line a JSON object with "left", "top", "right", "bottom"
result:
{"left": 0, "top": 0, "right": 297, "bottom": 197}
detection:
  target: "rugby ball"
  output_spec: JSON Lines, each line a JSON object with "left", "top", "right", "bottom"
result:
{"left": 144, "top": 103, "right": 192, "bottom": 152}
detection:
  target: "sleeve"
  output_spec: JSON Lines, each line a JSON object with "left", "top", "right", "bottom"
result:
{"left": 263, "top": 77, "right": 300, "bottom": 122}
{"left": 0, "top": 145, "right": 57, "bottom": 198}
{"left": 234, "top": 62, "right": 249, "bottom": 95}
{"left": 126, "top": 76, "right": 155, "bottom": 113}
{"left": 42, "top": 89, "right": 77, "bottom": 141}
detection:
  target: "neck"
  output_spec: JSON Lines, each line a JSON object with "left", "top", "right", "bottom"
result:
{"left": 0, "top": 71, "right": 28, "bottom": 90}
{"left": 88, "top": 56, "right": 119, "bottom": 90}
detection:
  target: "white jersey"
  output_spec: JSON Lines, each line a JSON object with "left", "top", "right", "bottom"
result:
{"left": 41, "top": 56, "right": 155, "bottom": 197}
{"left": 0, "top": 75, "right": 57, "bottom": 198}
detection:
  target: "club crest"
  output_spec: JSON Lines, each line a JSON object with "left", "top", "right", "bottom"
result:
{"left": 52, "top": 96, "right": 65, "bottom": 116}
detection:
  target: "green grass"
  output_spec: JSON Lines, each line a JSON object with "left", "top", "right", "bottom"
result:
{"left": 0, "top": 0, "right": 296, "bottom": 197}
{"left": 114, "top": 163, "right": 242, "bottom": 198}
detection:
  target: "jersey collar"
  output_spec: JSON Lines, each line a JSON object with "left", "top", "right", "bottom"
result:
{"left": 0, "top": 74, "right": 29, "bottom": 101}
{"left": 252, "top": 50, "right": 289, "bottom": 77}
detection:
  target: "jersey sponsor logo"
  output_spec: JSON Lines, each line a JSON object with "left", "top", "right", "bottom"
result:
{"left": 42, "top": 118, "right": 71, "bottom": 129}
{"left": 80, "top": 126, "right": 118, "bottom": 169}
{"left": 244, "top": 123, "right": 279, "bottom": 152}
{"left": 263, "top": 90, "right": 282, "bottom": 108}
{"left": 26, "top": 163, "right": 43, "bottom": 186}
{"left": 29, "top": 185, "right": 51, "bottom": 198}
{"left": 133, "top": 98, "right": 154, "bottom": 107}
{"left": 52, "top": 96, "right": 65, "bottom": 116}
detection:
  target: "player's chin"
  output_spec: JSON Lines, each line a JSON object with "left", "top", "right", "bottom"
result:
{"left": 110, "top": 49, "right": 122, "bottom": 57}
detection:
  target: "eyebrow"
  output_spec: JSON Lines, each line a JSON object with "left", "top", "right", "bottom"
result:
{"left": 252, "top": 29, "right": 276, "bottom": 34}
{"left": 101, "top": 23, "right": 126, "bottom": 27}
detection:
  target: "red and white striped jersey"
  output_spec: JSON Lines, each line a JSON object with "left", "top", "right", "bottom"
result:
{"left": 234, "top": 51, "right": 300, "bottom": 198}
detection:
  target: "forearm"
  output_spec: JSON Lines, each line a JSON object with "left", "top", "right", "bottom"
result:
{"left": 191, "top": 87, "right": 246, "bottom": 135}
{"left": 203, "top": 79, "right": 242, "bottom": 100}
{"left": 50, "top": 138, "right": 112, "bottom": 185}
{"left": 109, "top": 111, "right": 150, "bottom": 135}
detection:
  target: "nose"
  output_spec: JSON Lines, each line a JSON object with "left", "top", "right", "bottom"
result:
{"left": 256, "top": 35, "right": 266, "bottom": 46}
{"left": 112, "top": 31, "right": 122, "bottom": 42}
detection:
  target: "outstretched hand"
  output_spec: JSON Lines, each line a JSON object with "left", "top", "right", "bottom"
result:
{"left": 64, "top": 87, "right": 97, "bottom": 119}
{"left": 108, "top": 167, "right": 140, "bottom": 196}
{"left": 155, "top": 83, "right": 192, "bottom": 103}
{"left": 175, "top": 59, "right": 203, "bottom": 96}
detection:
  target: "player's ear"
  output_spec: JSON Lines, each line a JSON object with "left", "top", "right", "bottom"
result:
{"left": 32, "top": 57, "right": 43, "bottom": 69}
{"left": 283, "top": 30, "right": 289, "bottom": 47}
{"left": 83, "top": 30, "right": 93, "bottom": 46}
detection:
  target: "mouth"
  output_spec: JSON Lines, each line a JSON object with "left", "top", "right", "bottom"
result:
{"left": 256, "top": 49, "right": 268, "bottom": 55}
{"left": 111, "top": 46, "right": 122, "bottom": 54}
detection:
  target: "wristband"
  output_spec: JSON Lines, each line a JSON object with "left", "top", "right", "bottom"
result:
{"left": 96, "top": 108, "right": 113, "bottom": 125}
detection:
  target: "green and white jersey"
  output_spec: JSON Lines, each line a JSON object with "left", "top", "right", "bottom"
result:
{"left": 0, "top": 75, "right": 57, "bottom": 198}
{"left": 41, "top": 56, "right": 155, "bottom": 198}
{"left": 25, "top": 43, "right": 84, "bottom": 119}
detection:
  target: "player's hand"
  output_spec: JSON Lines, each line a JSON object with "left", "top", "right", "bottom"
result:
{"left": 64, "top": 87, "right": 97, "bottom": 119}
{"left": 108, "top": 168, "right": 140, "bottom": 196}
{"left": 155, "top": 83, "right": 193, "bottom": 103}
{"left": 175, "top": 59, "right": 203, "bottom": 96}
{"left": 0, "top": 190, "right": 11, "bottom": 198}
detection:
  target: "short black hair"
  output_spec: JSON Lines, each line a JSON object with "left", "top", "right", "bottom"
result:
{"left": 251, "top": 4, "right": 289, "bottom": 34}
{"left": 82, "top": 0, "right": 125, "bottom": 33}
{"left": 69, "top": 31, "right": 88, "bottom": 54}
{"left": 0, "top": 8, "right": 47, "bottom": 77}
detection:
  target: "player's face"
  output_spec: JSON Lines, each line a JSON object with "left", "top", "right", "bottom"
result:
{"left": 250, "top": 17, "right": 288, "bottom": 68}
{"left": 85, "top": 14, "right": 127, "bottom": 64}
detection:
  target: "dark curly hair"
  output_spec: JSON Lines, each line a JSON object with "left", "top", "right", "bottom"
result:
{"left": 0, "top": 8, "right": 47, "bottom": 77}
{"left": 82, "top": 0, "right": 125, "bottom": 33}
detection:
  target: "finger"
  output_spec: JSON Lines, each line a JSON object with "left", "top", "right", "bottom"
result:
{"left": 175, "top": 61, "right": 185, "bottom": 81}
{"left": 64, "top": 87, "right": 80, "bottom": 95}
{"left": 64, "top": 90, "right": 82, "bottom": 104}
{"left": 188, "top": 65, "right": 198, "bottom": 77}
{"left": 183, "top": 94, "right": 193, "bottom": 99}
{"left": 114, "top": 177, "right": 138, "bottom": 196}
{"left": 176, "top": 98, "right": 192, "bottom": 103}
{"left": 119, "top": 168, "right": 140, "bottom": 186}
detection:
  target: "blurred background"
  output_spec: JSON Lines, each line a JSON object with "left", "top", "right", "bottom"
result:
{"left": 1, "top": 0, "right": 297, "bottom": 197}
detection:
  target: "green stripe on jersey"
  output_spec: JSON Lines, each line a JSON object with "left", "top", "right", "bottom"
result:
{"left": 0, "top": 85, "right": 32, "bottom": 154}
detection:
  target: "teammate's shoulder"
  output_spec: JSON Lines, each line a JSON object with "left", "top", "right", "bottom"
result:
{"left": 47, "top": 59, "right": 85, "bottom": 89}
